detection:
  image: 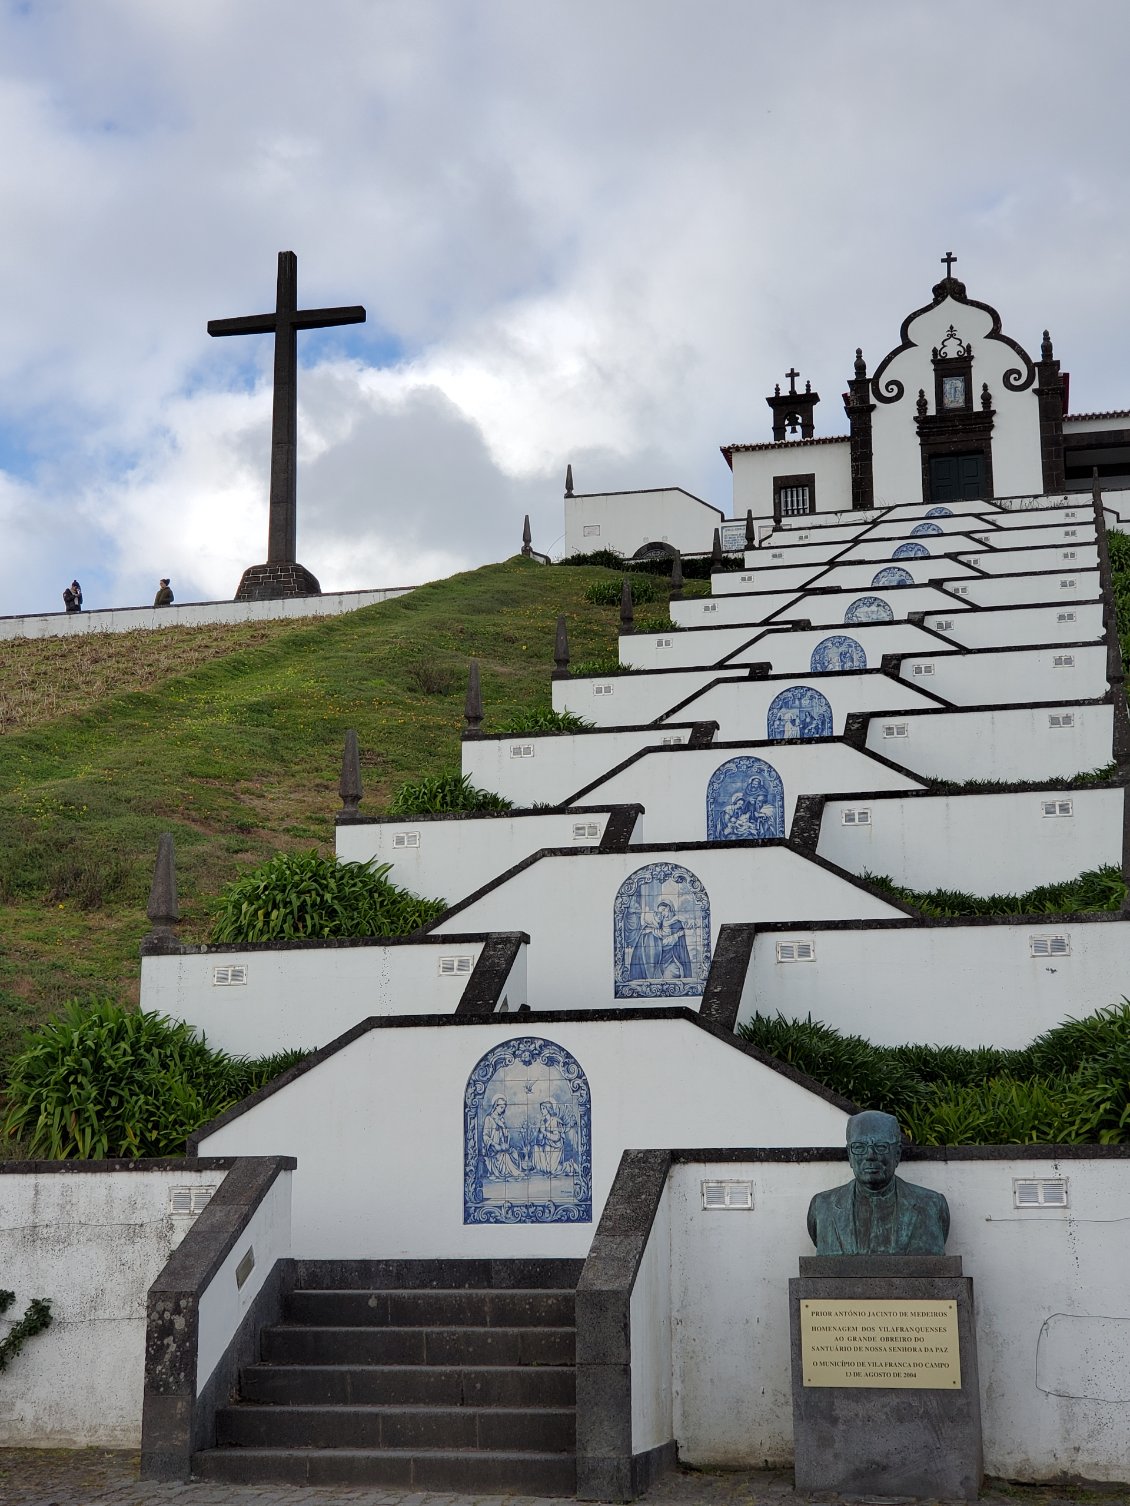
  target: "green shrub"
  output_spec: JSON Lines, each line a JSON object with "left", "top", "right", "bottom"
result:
{"left": 864, "top": 864, "right": 1125, "bottom": 918}
{"left": 570, "top": 654, "right": 630, "bottom": 678}
{"left": 633, "top": 615, "right": 679, "bottom": 634}
{"left": 0, "top": 1292, "right": 52, "bottom": 1371}
{"left": 584, "top": 575, "right": 664, "bottom": 607}
{"left": 209, "top": 851, "right": 446, "bottom": 943}
{"left": 387, "top": 771, "right": 512, "bottom": 816}
{"left": 2, "top": 999, "right": 308, "bottom": 1158}
{"left": 494, "top": 707, "right": 594, "bottom": 734}
{"left": 557, "top": 548, "right": 745, "bottom": 578}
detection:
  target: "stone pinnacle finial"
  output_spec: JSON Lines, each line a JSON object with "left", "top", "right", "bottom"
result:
{"left": 565, "top": 463, "right": 574, "bottom": 497}
{"left": 619, "top": 579, "right": 635, "bottom": 636}
{"left": 670, "top": 549, "right": 684, "bottom": 602}
{"left": 339, "top": 728, "right": 363, "bottom": 815}
{"left": 854, "top": 347, "right": 866, "bottom": 379}
{"left": 464, "top": 659, "right": 484, "bottom": 738}
{"left": 981, "top": 383, "right": 992, "bottom": 412}
{"left": 745, "top": 509, "right": 755, "bottom": 549}
{"left": 521, "top": 514, "right": 533, "bottom": 557}
{"left": 711, "top": 527, "right": 723, "bottom": 566}
{"left": 553, "top": 614, "right": 570, "bottom": 678}
{"left": 1042, "top": 329, "right": 1054, "bottom": 361}
{"left": 916, "top": 388, "right": 928, "bottom": 418}
{"left": 146, "top": 832, "right": 180, "bottom": 941}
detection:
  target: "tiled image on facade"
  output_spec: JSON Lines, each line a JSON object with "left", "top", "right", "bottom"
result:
{"left": 613, "top": 860, "right": 711, "bottom": 998}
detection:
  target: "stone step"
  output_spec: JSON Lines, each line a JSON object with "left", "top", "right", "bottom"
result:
{"left": 261, "top": 1323, "right": 576, "bottom": 1368}
{"left": 284, "top": 1287, "right": 575, "bottom": 1329}
{"left": 215, "top": 1402, "right": 576, "bottom": 1452}
{"left": 241, "top": 1361, "right": 576, "bottom": 1408}
{"left": 291, "top": 1257, "right": 584, "bottom": 1292}
{"left": 192, "top": 1445, "right": 577, "bottom": 1493}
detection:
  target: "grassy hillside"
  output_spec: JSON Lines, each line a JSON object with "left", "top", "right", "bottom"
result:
{"left": 0, "top": 557, "right": 622, "bottom": 1069}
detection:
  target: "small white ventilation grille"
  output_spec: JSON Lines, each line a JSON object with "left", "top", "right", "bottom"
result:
{"left": 701, "top": 1180, "right": 754, "bottom": 1210}
{"left": 841, "top": 808, "right": 872, "bottom": 826}
{"left": 1029, "top": 934, "right": 1070, "bottom": 957}
{"left": 912, "top": 663, "right": 935, "bottom": 676}
{"left": 1064, "top": 510, "right": 1077, "bottom": 518}
{"left": 1041, "top": 799, "right": 1074, "bottom": 818}
{"left": 656, "top": 637, "right": 673, "bottom": 648}
{"left": 439, "top": 955, "right": 475, "bottom": 976}
{"left": 1064, "top": 529, "right": 1077, "bottom": 537}
{"left": 771, "top": 552, "right": 783, "bottom": 560}
{"left": 703, "top": 602, "right": 717, "bottom": 613}
{"left": 1048, "top": 712, "right": 1075, "bottom": 728}
{"left": 798, "top": 532, "right": 810, "bottom": 541}
{"left": 393, "top": 831, "right": 421, "bottom": 849}
{"left": 583, "top": 524, "right": 601, "bottom": 537}
{"left": 661, "top": 735, "right": 684, "bottom": 746}
{"left": 1013, "top": 1178, "right": 1068, "bottom": 1208}
{"left": 1060, "top": 578, "right": 1077, "bottom": 588}
{"left": 1057, "top": 611, "right": 1077, "bottom": 623}
{"left": 510, "top": 743, "right": 535, "bottom": 758}
{"left": 1052, "top": 654, "right": 1076, "bottom": 667}
{"left": 882, "top": 722, "right": 909, "bottom": 739}
{"left": 741, "top": 574, "right": 754, "bottom": 583}
{"left": 1062, "top": 550, "right": 1077, "bottom": 560}
{"left": 169, "top": 1185, "right": 217, "bottom": 1216}
{"left": 212, "top": 965, "right": 247, "bottom": 987}
{"left": 572, "top": 821, "right": 600, "bottom": 840}
{"left": 776, "top": 939, "right": 815, "bottom": 962}
{"left": 593, "top": 683, "right": 614, "bottom": 696}
{"left": 951, "top": 584, "right": 970, "bottom": 596}
{"left": 935, "top": 618, "right": 954, "bottom": 631}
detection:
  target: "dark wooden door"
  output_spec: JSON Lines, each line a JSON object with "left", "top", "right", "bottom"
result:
{"left": 928, "top": 452, "right": 986, "bottom": 502}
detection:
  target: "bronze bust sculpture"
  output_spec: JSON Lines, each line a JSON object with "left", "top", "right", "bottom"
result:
{"left": 807, "top": 1110, "right": 950, "bottom": 1255}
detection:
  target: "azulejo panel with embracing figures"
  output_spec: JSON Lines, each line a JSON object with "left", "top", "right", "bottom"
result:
{"left": 613, "top": 861, "right": 711, "bottom": 999}
{"left": 766, "top": 684, "right": 833, "bottom": 740}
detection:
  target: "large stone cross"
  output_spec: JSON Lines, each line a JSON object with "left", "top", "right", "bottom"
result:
{"left": 209, "top": 251, "right": 366, "bottom": 598}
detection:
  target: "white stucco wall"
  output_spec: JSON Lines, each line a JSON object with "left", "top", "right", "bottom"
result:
{"left": 655, "top": 672, "right": 944, "bottom": 739}
{"left": 461, "top": 724, "right": 706, "bottom": 806}
{"left": 896, "top": 644, "right": 1109, "bottom": 708}
{"left": 725, "top": 623, "right": 942, "bottom": 672}
{"left": 667, "top": 1154, "right": 1130, "bottom": 1482}
{"left": 0, "top": 1165, "right": 228, "bottom": 1446}
{"left": 927, "top": 602, "right": 1104, "bottom": 650}
{"left": 837, "top": 532, "right": 986, "bottom": 563}
{"left": 335, "top": 809, "right": 624, "bottom": 906}
{"left": 430, "top": 845, "right": 905, "bottom": 1010}
{"left": 739, "top": 917, "right": 1128, "bottom": 1047}
{"left": 729, "top": 441, "right": 852, "bottom": 521}
{"left": 0, "top": 588, "right": 414, "bottom": 641}
{"left": 810, "top": 558, "right": 981, "bottom": 592}
{"left": 630, "top": 1187, "right": 673, "bottom": 1454}
{"left": 571, "top": 742, "right": 925, "bottom": 842}
{"left": 861, "top": 703, "right": 1114, "bottom": 782}
{"left": 553, "top": 669, "right": 745, "bottom": 729}
{"left": 564, "top": 487, "right": 722, "bottom": 559}
{"left": 817, "top": 785, "right": 1123, "bottom": 893}
{"left": 966, "top": 543, "right": 1098, "bottom": 576}
{"left": 141, "top": 937, "right": 497, "bottom": 1057}
{"left": 956, "top": 568, "right": 1099, "bottom": 607}
{"left": 774, "top": 585, "right": 974, "bottom": 625}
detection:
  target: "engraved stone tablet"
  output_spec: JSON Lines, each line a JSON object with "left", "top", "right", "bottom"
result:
{"left": 800, "top": 1297, "right": 960, "bottom": 1389}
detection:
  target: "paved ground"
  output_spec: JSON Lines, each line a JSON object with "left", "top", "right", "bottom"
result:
{"left": 0, "top": 1452, "right": 1125, "bottom": 1506}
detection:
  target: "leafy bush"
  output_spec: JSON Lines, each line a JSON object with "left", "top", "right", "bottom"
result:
{"left": 0, "top": 1292, "right": 52, "bottom": 1371}
{"left": 209, "top": 851, "right": 446, "bottom": 943}
{"left": 388, "top": 770, "right": 512, "bottom": 817}
{"left": 494, "top": 706, "right": 594, "bottom": 734}
{"left": 557, "top": 548, "right": 746, "bottom": 577}
{"left": 633, "top": 615, "right": 679, "bottom": 634}
{"left": 2, "top": 999, "right": 309, "bottom": 1158}
{"left": 864, "top": 864, "right": 1125, "bottom": 918}
{"left": 584, "top": 575, "right": 664, "bottom": 607}
{"left": 570, "top": 654, "right": 630, "bottom": 678}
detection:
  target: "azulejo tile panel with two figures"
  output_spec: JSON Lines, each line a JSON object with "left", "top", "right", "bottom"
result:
{"left": 464, "top": 1037, "right": 592, "bottom": 1224}
{"left": 613, "top": 860, "right": 712, "bottom": 999}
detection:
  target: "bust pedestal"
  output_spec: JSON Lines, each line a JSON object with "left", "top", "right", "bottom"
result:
{"left": 234, "top": 562, "right": 321, "bottom": 602}
{"left": 789, "top": 1255, "right": 982, "bottom": 1502}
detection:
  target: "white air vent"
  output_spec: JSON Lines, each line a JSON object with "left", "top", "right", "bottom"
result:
{"left": 703, "top": 603, "right": 717, "bottom": 613}
{"left": 935, "top": 618, "right": 954, "bottom": 631}
{"left": 572, "top": 821, "right": 600, "bottom": 840}
{"left": 1060, "top": 578, "right": 1077, "bottom": 588}
{"left": 1041, "top": 799, "right": 1073, "bottom": 818}
{"left": 741, "top": 574, "right": 754, "bottom": 583}
{"left": 912, "top": 663, "right": 935, "bottom": 676}
{"left": 771, "top": 552, "right": 783, "bottom": 560}
{"left": 212, "top": 965, "right": 247, "bottom": 987}
{"left": 1048, "top": 712, "right": 1075, "bottom": 728}
{"left": 583, "top": 524, "right": 601, "bottom": 537}
{"left": 1052, "top": 654, "right": 1075, "bottom": 668}
{"left": 393, "top": 831, "right": 421, "bottom": 849}
{"left": 1062, "top": 551, "right": 1077, "bottom": 560}
{"left": 661, "top": 735, "right": 684, "bottom": 746}
{"left": 169, "top": 1185, "right": 217, "bottom": 1216}
{"left": 701, "top": 1180, "right": 754, "bottom": 1210}
{"left": 1057, "top": 611, "right": 1076, "bottom": 623}
{"left": 1029, "top": 934, "right": 1070, "bottom": 957}
{"left": 1065, "top": 511, "right": 1077, "bottom": 518}
{"left": 510, "top": 743, "right": 536, "bottom": 758}
{"left": 656, "top": 637, "right": 673, "bottom": 648}
{"left": 1064, "top": 529, "right": 1077, "bottom": 537}
{"left": 776, "top": 939, "right": 815, "bottom": 962}
{"left": 1014, "top": 1178, "right": 1069, "bottom": 1208}
{"left": 593, "top": 683, "right": 614, "bottom": 696}
{"left": 798, "top": 532, "right": 810, "bottom": 541}
{"left": 841, "top": 808, "right": 872, "bottom": 826}
{"left": 439, "top": 955, "right": 475, "bottom": 976}
{"left": 951, "top": 584, "right": 970, "bottom": 596}
{"left": 882, "top": 722, "right": 909, "bottom": 739}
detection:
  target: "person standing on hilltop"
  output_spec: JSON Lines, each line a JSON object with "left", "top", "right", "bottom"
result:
{"left": 63, "top": 580, "right": 81, "bottom": 612}
{"left": 153, "top": 578, "right": 174, "bottom": 607}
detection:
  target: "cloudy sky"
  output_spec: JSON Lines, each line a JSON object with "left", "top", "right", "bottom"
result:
{"left": 1, "top": 0, "right": 1128, "bottom": 614}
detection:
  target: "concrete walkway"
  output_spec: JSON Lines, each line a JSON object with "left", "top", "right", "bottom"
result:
{"left": 0, "top": 1452, "right": 1123, "bottom": 1506}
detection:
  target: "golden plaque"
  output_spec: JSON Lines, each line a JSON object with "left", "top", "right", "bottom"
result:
{"left": 800, "top": 1298, "right": 961, "bottom": 1389}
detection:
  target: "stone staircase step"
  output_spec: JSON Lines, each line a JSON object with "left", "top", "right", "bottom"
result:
{"left": 261, "top": 1323, "right": 575, "bottom": 1368}
{"left": 240, "top": 1361, "right": 576, "bottom": 1407}
{"left": 192, "top": 1445, "right": 577, "bottom": 1493}
{"left": 215, "top": 1402, "right": 575, "bottom": 1452}
{"left": 285, "top": 1286, "right": 576, "bottom": 1328}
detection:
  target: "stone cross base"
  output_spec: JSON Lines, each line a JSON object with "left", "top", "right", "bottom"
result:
{"left": 789, "top": 1255, "right": 983, "bottom": 1502}
{"left": 234, "top": 562, "right": 322, "bottom": 602}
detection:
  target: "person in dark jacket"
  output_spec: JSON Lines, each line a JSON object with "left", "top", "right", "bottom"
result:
{"left": 63, "top": 582, "right": 80, "bottom": 612}
{"left": 153, "top": 578, "right": 174, "bottom": 607}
